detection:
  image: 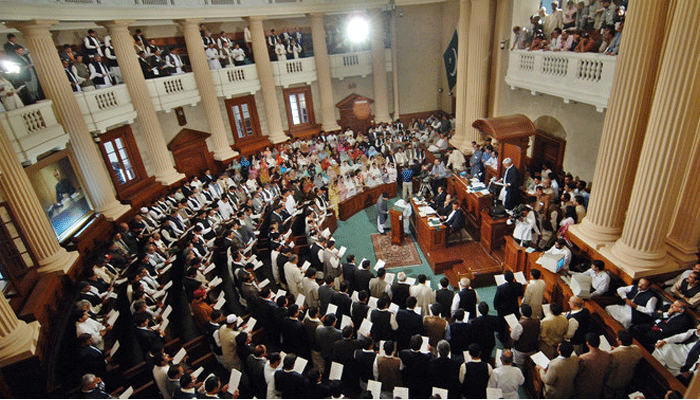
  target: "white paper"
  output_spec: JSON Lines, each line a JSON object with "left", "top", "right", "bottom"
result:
{"left": 374, "top": 259, "right": 386, "bottom": 271}
{"left": 192, "top": 366, "right": 204, "bottom": 379}
{"left": 389, "top": 303, "right": 399, "bottom": 313}
{"left": 301, "top": 261, "right": 311, "bottom": 272}
{"left": 159, "top": 318, "right": 169, "bottom": 332}
{"left": 421, "top": 336, "right": 430, "bottom": 353}
{"left": 162, "top": 281, "right": 173, "bottom": 291}
{"left": 628, "top": 391, "right": 645, "bottom": 399}
{"left": 432, "top": 387, "right": 449, "bottom": 399}
{"left": 253, "top": 260, "right": 263, "bottom": 270}
{"left": 415, "top": 307, "right": 422, "bottom": 316}
{"left": 341, "top": 315, "right": 353, "bottom": 329}
{"left": 161, "top": 305, "right": 173, "bottom": 320}
{"left": 514, "top": 271, "right": 528, "bottom": 285}
{"left": 173, "top": 348, "right": 187, "bottom": 364}
{"left": 326, "top": 304, "right": 338, "bottom": 316}
{"left": 461, "top": 311, "right": 470, "bottom": 322}
{"left": 530, "top": 351, "right": 551, "bottom": 369}
{"left": 504, "top": 314, "right": 519, "bottom": 329}
{"left": 351, "top": 291, "right": 360, "bottom": 302}
{"left": 599, "top": 335, "right": 612, "bottom": 352}
{"left": 337, "top": 246, "right": 347, "bottom": 259}
{"left": 405, "top": 277, "right": 416, "bottom": 285}
{"left": 329, "top": 361, "right": 344, "bottom": 380}
{"left": 293, "top": 357, "right": 308, "bottom": 374}
{"left": 160, "top": 264, "right": 173, "bottom": 275}
{"left": 209, "top": 276, "right": 222, "bottom": 288}
{"left": 367, "top": 380, "right": 382, "bottom": 399}
{"left": 227, "top": 369, "right": 242, "bottom": 393}
{"left": 295, "top": 294, "right": 306, "bottom": 308}
{"left": 495, "top": 349, "right": 503, "bottom": 367}
{"left": 368, "top": 296, "right": 379, "bottom": 309}
{"left": 385, "top": 273, "right": 395, "bottom": 285}
{"left": 394, "top": 387, "right": 409, "bottom": 399}
{"left": 486, "top": 388, "right": 503, "bottom": 399}
{"left": 542, "top": 304, "right": 552, "bottom": 317}
{"left": 214, "top": 296, "right": 226, "bottom": 310}
{"left": 106, "top": 310, "right": 120, "bottom": 327}
{"left": 110, "top": 340, "right": 120, "bottom": 357}
{"left": 244, "top": 317, "right": 256, "bottom": 333}
{"left": 257, "top": 278, "right": 270, "bottom": 288}
{"left": 322, "top": 228, "right": 331, "bottom": 238}
{"left": 276, "top": 289, "right": 287, "bottom": 298}
{"left": 494, "top": 274, "right": 506, "bottom": 286}
{"left": 119, "top": 386, "right": 133, "bottom": 399}
{"left": 203, "top": 264, "right": 216, "bottom": 275}
{"left": 359, "top": 319, "right": 373, "bottom": 336}
{"left": 114, "top": 277, "right": 128, "bottom": 286}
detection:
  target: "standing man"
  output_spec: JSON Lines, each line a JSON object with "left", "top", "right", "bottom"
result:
{"left": 540, "top": 342, "right": 578, "bottom": 399}
{"left": 500, "top": 158, "right": 519, "bottom": 211}
{"left": 488, "top": 349, "right": 525, "bottom": 399}
{"left": 522, "top": 269, "right": 546, "bottom": 319}
{"left": 401, "top": 164, "right": 414, "bottom": 199}
{"left": 376, "top": 192, "right": 389, "bottom": 234}
{"left": 469, "top": 142, "right": 484, "bottom": 181}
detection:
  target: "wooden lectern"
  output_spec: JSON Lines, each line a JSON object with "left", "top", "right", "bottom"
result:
{"left": 389, "top": 208, "right": 403, "bottom": 245}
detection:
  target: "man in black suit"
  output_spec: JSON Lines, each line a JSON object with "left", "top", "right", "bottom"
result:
{"left": 468, "top": 302, "right": 504, "bottom": 362}
{"left": 255, "top": 288, "right": 279, "bottom": 348}
{"left": 354, "top": 259, "right": 374, "bottom": 294}
{"left": 431, "top": 186, "right": 447, "bottom": 209}
{"left": 342, "top": 254, "right": 358, "bottom": 292}
{"left": 395, "top": 297, "right": 424, "bottom": 351}
{"left": 428, "top": 340, "right": 461, "bottom": 398}
{"left": 331, "top": 325, "right": 363, "bottom": 393}
{"left": 246, "top": 345, "right": 268, "bottom": 399}
{"left": 634, "top": 300, "right": 694, "bottom": 351}
{"left": 281, "top": 305, "right": 309, "bottom": 358}
{"left": 501, "top": 157, "right": 520, "bottom": 211}
{"left": 350, "top": 290, "right": 371, "bottom": 331}
{"left": 133, "top": 313, "right": 164, "bottom": 357}
{"left": 442, "top": 201, "right": 465, "bottom": 233}
{"left": 77, "top": 334, "right": 108, "bottom": 377}
{"left": 493, "top": 270, "right": 524, "bottom": 319}
{"left": 318, "top": 276, "right": 335, "bottom": 316}
{"left": 316, "top": 314, "right": 342, "bottom": 375}
{"left": 435, "top": 277, "right": 455, "bottom": 319}
{"left": 391, "top": 272, "right": 411, "bottom": 309}
{"left": 399, "top": 334, "right": 432, "bottom": 398}
{"left": 331, "top": 281, "right": 353, "bottom": 317}
{"left": 275, "top": 354, "right": 309, "bottom": 398}
{"left": 175, "top": 373, "right": 197, "bottom": 398}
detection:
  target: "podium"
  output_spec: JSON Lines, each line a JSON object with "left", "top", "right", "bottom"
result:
{"left": 389, "top": 208, "right": 403, "bottom": 244}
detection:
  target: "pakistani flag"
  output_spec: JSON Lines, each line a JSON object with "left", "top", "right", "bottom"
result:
{"left": 443, "top": 30, "right": 458, "bottom": 90}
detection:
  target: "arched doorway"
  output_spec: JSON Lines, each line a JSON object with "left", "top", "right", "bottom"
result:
{"left": 531, "top": 115, "right": 567, "bottom": 174}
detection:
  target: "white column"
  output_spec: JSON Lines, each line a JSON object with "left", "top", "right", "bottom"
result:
{"left": 0, "top": 117, "right": 79, "bottom": 275}
{"left": 370, "top": 11, "right": 391, "bottom": 124}
{"left": 309, "top": 13, "right": 341, "bottom": 132}
{"left": 101, "top": 20, "right": 185, "bottom": 186}
{"left": 0, "top": 291, "right": 40, "bottom": 368}
{"left": 569, "top": 0, "right": 670, "bottom": 248}
{"left": 13, "top": 20, "right": 129, "bottom": 221}
{"left": 602, "top": 0, "right": 700, "bottom": 278}
{"left": 177, "top": 19, "right": 238, "bottom": 161}
{"left": 450, "top": 0, "right": 471, "bottom": 152}
{"left": 488, "top": 0, "right": 511, "bottom": 117}
{"left": 463, "top": 0, "right": 493, "bottom": 143}
{"left": 247, "top": 16, "right": 288, "bottom": 144}
{"left": 390, "top": 11, "right": 400, "bottom": 120}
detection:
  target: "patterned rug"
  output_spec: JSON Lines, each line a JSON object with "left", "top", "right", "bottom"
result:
{"left": 370, "top": 233, "right": 422, "bottom": 268}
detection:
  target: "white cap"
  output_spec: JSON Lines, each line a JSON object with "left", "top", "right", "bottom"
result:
{"left": 226, "top": 314, "right": 237, "bottom": 325}
{"left": 397, "top": 272, "right": 407, "bottom": 282}
{"left": 140, "top": 207, "right": 149, "bottom": 214}
{"left": 503, "top": 157, "right": 512, "bottom": 165}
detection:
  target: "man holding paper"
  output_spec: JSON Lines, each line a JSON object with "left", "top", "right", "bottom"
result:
{"left": 488, "top": 349, "right": 524, "bottom": 399}
{"left": 275, "top": 354, "right": 309, "bottom": 398}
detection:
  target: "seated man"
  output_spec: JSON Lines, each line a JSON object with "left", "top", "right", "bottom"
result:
{"left": 543, "top": 238, "right": 572, "bottom": 270}
{"left": 633, "top": 300, "right": 694, "bottom": 352}
{"left": 670, "top": 271, "right": 700, "bottom": 308}
{"left": 441, "top": 201, "right": 465, "bottom": 234}
{"left": 653, "top": 326, "right": 700, "bottom": 377}
{"left": 605, "top": 278, "right": 657, "bottom": 329}
{"left": 581, "top": 260, "right": 611, "bottom": 297}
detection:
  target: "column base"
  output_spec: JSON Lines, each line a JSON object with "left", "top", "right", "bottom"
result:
{"left": 600, "top": 241, "right": 679, "bottom": 279}
{"left": 568, "top": 221, "right": 621, "bottom": 250}
{"left": 666, "top": 236, "right": 699, "bottom": 268}
{"left": 0, "top": 320, "right": 40, "bottom": 368}
{"left": 155, "top": 170, "right": 186, "bottom": 187}
{"left": 268, "top": 132, "right": 289, "bottom": 145}
{"left": 213, "top": 147, "right": 238, "bottom": 162}
{"left": 37, "top": 248, "right": 79, "bottom": 275}
{"left": 95, "top": 199, "right": 131, "bottom": 221}
{"left": 375, "top": 114, "right": 392, "bottom": 124}
{"left": 321, "top": 122, "right": 342, "bottom": 132}
{"left": 449, "top": 137, "right": 471, "bottom": 155}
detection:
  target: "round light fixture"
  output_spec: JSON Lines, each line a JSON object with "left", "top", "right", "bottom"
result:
{"left": 347, "top": 16, "right": 369, "bottom": 43}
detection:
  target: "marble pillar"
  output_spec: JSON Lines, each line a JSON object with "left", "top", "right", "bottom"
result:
{"left": 101, "top": 20, "right": 185, "bottom": 186}
{"left": 0, "top": 290, "right": 40, "bottom": 368}
{"left": 463, "top": 0, "right": 493, "bottom": 143}
{"left": 14, "top": 20, "right": 129, "bottom": 220}
{"left": 450, "top": 0, "right": 471, "bottom": 152}
{"left": 177, "top": 19, "right": 237, "bottom": 161}
{"left": 309, "top": 13, "right": 341, "bottom": 132}
{"left": 370, "top": 12, "right": 391, "bottom": 124}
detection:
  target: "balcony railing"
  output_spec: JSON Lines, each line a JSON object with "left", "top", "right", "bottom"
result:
{"left": 146, "top": 73, "right": 201, "bottom": 112}
{"left": 271, "top": 57, "right": 317, "bottom": 88}
{"left": 0, "top": 100, "right": 69, "bottom": 164}
{"left": 505, "top": 49, "right": 616, "bottom": 112}
{"left": 329, "top": 49, "right": 393, "bottom": 80}
{"left": 74, "top": 84, "right": 137, "bottom": 133}
{"left": 211, "top": 64, "right": 261, "bottom": 99}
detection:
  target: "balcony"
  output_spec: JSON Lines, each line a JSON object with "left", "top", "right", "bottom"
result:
{"left": 505, "top": 50, "right": 616, "bottom": 112}
{"left": 146, "top": 73, "right": 201, "bottom": 112}
{"left": 329, "top": 49, "right": 393, "bottom": 80}
{"left": 0, "top": 100, "right": 69, "bottom": 164}
{"left": 271, "top": 57, "right": 317, "bottom": 88}
{"left": 211, "top": 64, "right": 261, "bottom": 99}
{"left": 74, "top": 84, "right": 137, "bottom": 133}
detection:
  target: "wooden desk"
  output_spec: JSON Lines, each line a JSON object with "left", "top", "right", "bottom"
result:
{"left": 410, "top": 200, "right": 462, "bottom": 274}
{"left": 338, "top": 183, "right": 397, "bottom": 221}
{"left": 480, "top": 209, "right": 513, "bottom": 254}
{"left": 389, "top": 208, "right": 403, "bottom": 245}
{"left": 447, "top": 176, "right": 492, "bottom": 234}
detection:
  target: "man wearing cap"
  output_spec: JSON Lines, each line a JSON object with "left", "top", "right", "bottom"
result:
{"left": 500, "top": 158, "right": 520, "bottom": 211}
{"left": 219, "top": 313, "right": 245, "bottom": 371}
{"left": 191, "top": 288, "right": 212, "bottom": 331}
{"left": 376, "top": 192, "right": 389, "bottom": 234}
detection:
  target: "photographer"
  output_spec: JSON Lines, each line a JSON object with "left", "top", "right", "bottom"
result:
{"left": 508, "top": 197, "right": 540, "bottom": 247}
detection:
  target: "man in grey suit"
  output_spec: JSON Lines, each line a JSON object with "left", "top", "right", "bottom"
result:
{"left": 540, "top": 341, "right": 579, "bottom": 399}
{"left": 376, "top": 192, "right": 389, "bottom": 234}
{"left": 316, "top": 313, "right": 343, "bottom": 376}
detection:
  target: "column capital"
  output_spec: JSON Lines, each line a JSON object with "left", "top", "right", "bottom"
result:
{"left": 7, "top": 20, "right": 58, "bottom": 36}
{"left": 246, "top": 16, "right": 267, "bottom": 23}
{"left": 175, "top": 18, "right": 204, "bottom": 28}
{"left": 308, "top": 13, "right": 325, "bottom": 19}
{"left": 98, "top": 20, "right": 135, "bottom": 30}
